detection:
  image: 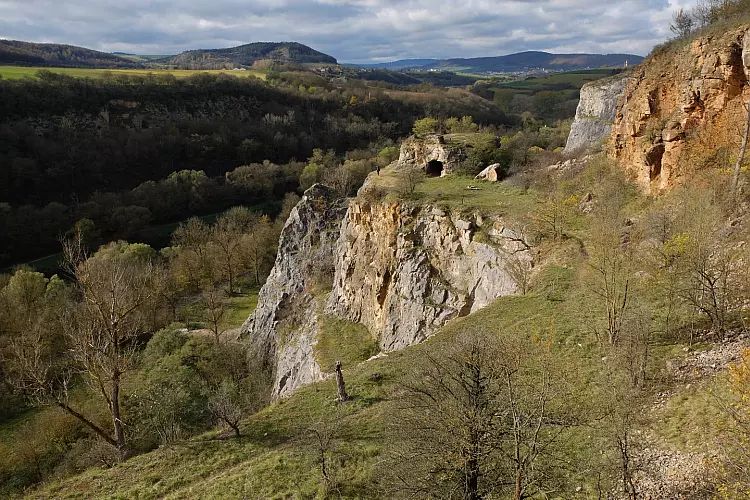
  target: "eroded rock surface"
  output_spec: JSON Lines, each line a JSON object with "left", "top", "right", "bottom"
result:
{"left": 398, "top": 135, "right": 465, "bottom": 175}
{"left": 564, "top": 74, "right": 631, "bottom": 155}
{"left": 326, "top": 199, "right": 532, "bottom": 351}
{"left": 241, "top": 184, "right": 348, "bottom": 397}
{"left": 610, "top": 26, "right": 750, "bottom": 193}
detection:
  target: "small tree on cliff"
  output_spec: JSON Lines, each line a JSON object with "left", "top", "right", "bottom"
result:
{"left": 670, "top": 8, "right": 695, "bottom": 38}
{"left": 412, "top": 117, "right": 441, "bottom": 137}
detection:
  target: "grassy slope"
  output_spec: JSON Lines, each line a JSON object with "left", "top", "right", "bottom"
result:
{"left": 0, "top": 66, "right": 267, "bottom": 80}
{"left": 25, "top": 168, "right": 734, "bottom": 498}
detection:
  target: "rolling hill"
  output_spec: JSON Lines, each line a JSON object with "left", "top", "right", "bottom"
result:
{"left": 356, "top": 51, "right": 643, "bottom": 74}
{"left": 160, "top": 42, "right": 337, "bottom": 69}
{"left": 0, "top": 39, "right": 136, "bottom": 68}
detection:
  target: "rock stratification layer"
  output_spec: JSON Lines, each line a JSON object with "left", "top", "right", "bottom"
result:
{"left": 564, "top": 74, "right": 631, "bottom": 155}
{"left": 610, "top": 26, "right": 750, "bottom": 193}
{"left": 326, "top": 199, "right": 531, "bottom": 351}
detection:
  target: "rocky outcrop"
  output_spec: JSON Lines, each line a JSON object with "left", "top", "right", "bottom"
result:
{"left": 563, "top": 73, "right": 630, "bottom": 155}
{"left": 244, "top": 176, "right": 534, "bottom": 397}
{"left": 241, "top": 184, "right": 348, "bottom": 398}
{"left": 610, "top": 26, "right": 750, "bottom": 193}
{"left": 326, "top": 199, "right": 532, "bottom": 351}
{"left": 398, "top": 135, "right": 465, "bottom": 175}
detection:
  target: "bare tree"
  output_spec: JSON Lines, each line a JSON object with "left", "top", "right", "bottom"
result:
{"left": 211, "top": 208, "right": 257, "bottom": 294}
{"left": 398, "top": 167, "right": 423, "bottom": 196}
{"left": 307, "top": 407, "right": 345, "bottom": 496}
{"left": 670, "top": 8, "right": 695, "bottom": 38}
{"left": 384, "top": 329, "right": 582, "bottom": 499}
{"left": 202, "top": 285, "right": 227, "bottom": 345}
{"left": 6, "top": 237, "right": 159, "bottom": 458}
{"left": 171, "top": 217, "right": 214, "bottom": 291}
{"left": 504, "top": 252, "right": 533, "bottom": 295}
{"left": 208, "top": 379, "right": 250, "bottom": 438}
{"left": 62, "top": 239, "right": 159, "bottom": 457}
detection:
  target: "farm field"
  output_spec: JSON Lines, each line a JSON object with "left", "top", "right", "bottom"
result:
{"left": 0, "top": 65, "right": 267, "bottom": 80}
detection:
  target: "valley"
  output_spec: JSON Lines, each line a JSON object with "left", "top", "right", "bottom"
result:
{"left": 2, "top": 1, "right": 750, "bottom": 498}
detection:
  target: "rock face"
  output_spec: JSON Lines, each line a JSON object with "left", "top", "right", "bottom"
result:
{"left": 398, "top": 135, "right": 465, "bottom": 176}
{"left": 610, "top": 26, "right": 750, "bottom": 193}
{"left": 243, "top": 178, "right": 533, "bottom": 398}
{"left": 563, "top": 74, "right": 630, "bottom": 155}
{"left": 241, "top": 184, "right": 348, "bottom": 398}
{"left": 326, "top": 199, "right": 532, "bottom": 351}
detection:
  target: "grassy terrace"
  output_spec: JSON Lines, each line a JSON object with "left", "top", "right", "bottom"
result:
{"left": 0, "top": 65, "right": 267, "bottom": 80}
{"left": 370, "top": 162, "right": 539, "bottom": 220}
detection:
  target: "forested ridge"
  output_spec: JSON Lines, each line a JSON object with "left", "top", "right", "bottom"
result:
{"left": 0, "top": 70, "right": 513, "bottom": 267}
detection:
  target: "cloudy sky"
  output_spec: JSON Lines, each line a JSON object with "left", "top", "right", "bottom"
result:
{"left": 0, "top": 0, "right": 697, "bottom": 63}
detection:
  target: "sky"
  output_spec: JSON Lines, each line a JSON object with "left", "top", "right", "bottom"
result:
{"left": 0, "top": 0, "right": 698, "bottom": 63}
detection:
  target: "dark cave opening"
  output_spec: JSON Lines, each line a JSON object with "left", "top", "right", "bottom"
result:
{"left": 425, "top": 159, "right": 444, "bottom": 177}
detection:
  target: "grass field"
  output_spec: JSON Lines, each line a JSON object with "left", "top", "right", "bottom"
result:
{"left": 494, "top": 68, "right": 619, "bottom": 93}
{"left": 0, "top": 65, "right": 267, "bottom": 81}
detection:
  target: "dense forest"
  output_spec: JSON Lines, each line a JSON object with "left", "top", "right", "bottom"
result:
{"left": 0, "top": 69, "right": 517, "bottom": 268}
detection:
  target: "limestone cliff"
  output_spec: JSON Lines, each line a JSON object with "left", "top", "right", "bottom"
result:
{"left": 610, "top": 26, "right": 750, "bottom": 193}
{"left": 241, "top": 184, "right": 348, "bottom": 398}
{"left": 326, "top": 199, "right": 531, "bottom": 351}
{"left": 244, "top": 177, "right": 532, "bottom": 397}
{"left": 564, "top": 74, "right": 631, "bottom": 155}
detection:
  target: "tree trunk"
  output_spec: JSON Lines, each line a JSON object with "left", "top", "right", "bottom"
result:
{"left": 335, "top": 361, "right": 349, "bottom": 402}
{"left": 514, "top": 469, "right": 523, "bottom": 500}
{"left": 731, "top": 101, "right": 750, "bottom": 198}
{"left": 111, "top": 371, "right": 127, "bottom": 457}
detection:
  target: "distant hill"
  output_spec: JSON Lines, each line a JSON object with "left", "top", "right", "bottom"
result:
{"left": 160, "top": 42, "right": 337, "bottom": 69}
{"left": 0, "top": 39, "right": 135, "bottom": 67}
{"left": 356, "top": 59, "right": 440, "bottom": 70}
{"left": 352, "top": 51, "right": 643, "bottom": 74}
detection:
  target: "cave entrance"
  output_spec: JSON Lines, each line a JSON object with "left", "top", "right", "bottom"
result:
{"left": 425, "top": 159, "right": 444, "bottom": 177}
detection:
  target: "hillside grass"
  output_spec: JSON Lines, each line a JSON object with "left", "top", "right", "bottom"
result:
{"left": 25, "top": 250, "right": 732, "bottom": 498}
{"left": 28, "top": 235, "right": 710, "bottom": 499}
{"left": 0, "top": 66, "right": 267, "bottom": 81}
{"left": 16, "top": 162, "right": 741, "bottom": 498}
{"left": 314, "top": 315, "right": 379, "bottom": 373}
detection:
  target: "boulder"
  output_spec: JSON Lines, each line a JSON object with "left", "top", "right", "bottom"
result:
{"left": 475, "top": 163, "right": 503, "bottom": 182}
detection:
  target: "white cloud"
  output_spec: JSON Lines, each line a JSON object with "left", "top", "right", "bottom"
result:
{"left": 0, "top": 0, "right": 693, "bottom": 62}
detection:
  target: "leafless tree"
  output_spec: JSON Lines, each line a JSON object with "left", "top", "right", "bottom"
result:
{"left": 504, "top": 252, "right": 533, "bottom": 295}
{"left": 208, "top": 379, "right": 250, "bottom": 438}
{"left": 384, "top": 329, "right": 582, "bottom": 499}
{"left": 670, "top": 8, "right": 695, "bottom": 38}
{"left": 6, "top": 237, "right": 160, "bottom": 458}
{"left": 202, "top": 285, "right": 227, "bottom": 345}
{"left": 307, "top": 407, "right": 345, "bottom": 496}
{"left": 398, "top": 167, "right": 423, "bottom": 196}
{"left": 62, "top": 238, "right": 159, "bottom": 456}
